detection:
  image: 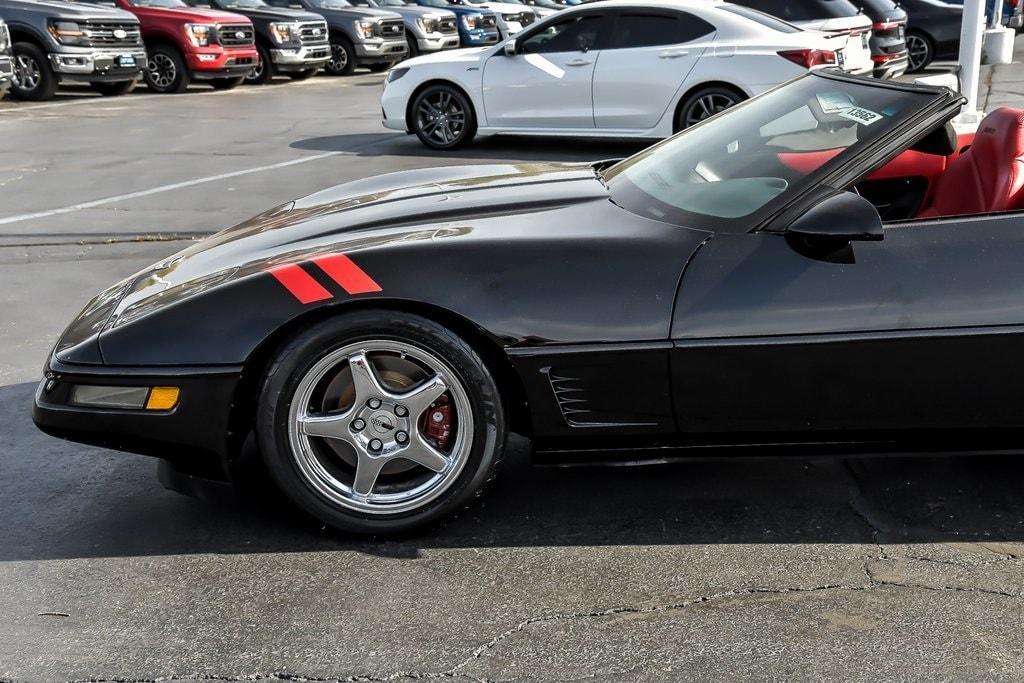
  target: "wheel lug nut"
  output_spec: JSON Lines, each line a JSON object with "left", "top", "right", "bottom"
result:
{"left": 367, "top": 398, "right": 382, "bottom": 409}
{"left": 396, "top": 431, "right": 408, "bottom": 444}
{"left": 351, "top": 418, "right": 365, "bottom": 432}
{"left": 368, "top": 438, "right": 383, "bottom": 451}
{"left": 394, "top": 405, "right": 408, "bottom": 417}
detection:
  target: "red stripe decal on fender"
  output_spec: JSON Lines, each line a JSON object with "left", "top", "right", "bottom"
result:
{"left": 268, "top": 264, "right": 333, "bottom": 304}
{"left": 311, "top": 253, "right": 382, "bottom": 295}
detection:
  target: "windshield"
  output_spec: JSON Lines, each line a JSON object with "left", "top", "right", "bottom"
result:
{"left": 216, "top": 0, "right": 269, "bottom": 8}
{"left": 131, "top": 0, "right": 188, "bottom": 6}
{"left": 602, "top": 74, "right": 940, "bottom": 232}
{"left": 376, "top": 0, "right": 409, "bottom": 5}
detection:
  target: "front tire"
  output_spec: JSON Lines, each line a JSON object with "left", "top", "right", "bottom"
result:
{"left": 675, "top": 85, "right": 745, "bottom": 132}
{"left": 246, "top": 44, "right": 275, "bottom": 85}
{"left": 257, "top": 311, "right": 506, "bottom": 535}
{"left": 326, "top": 37, "right": 356, "bottom": 76}
{"left": 410, "top": 83, "right": 476, "bottom": 150}
{"left": 406, "top": 36, "right": 419, "bottom": 58}
{"left": 91, "top": 80, "right": 136, "bottom": 97}
{"left": 11, "top": 42, "right": 57, "bottom": 101}
{"left": 144, "top": 44, "right": 190, "bottom": 93}
{"left": 906, "top": 31, "right": 934, "bottom": 73}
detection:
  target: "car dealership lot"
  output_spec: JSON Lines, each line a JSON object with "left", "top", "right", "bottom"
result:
{"left": 4, "top": 73, "right": 1024, "bottom": 680}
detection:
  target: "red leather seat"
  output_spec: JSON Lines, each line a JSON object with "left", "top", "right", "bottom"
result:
{"left": 917, "top": 107, "right": 1024, "bottom": 219}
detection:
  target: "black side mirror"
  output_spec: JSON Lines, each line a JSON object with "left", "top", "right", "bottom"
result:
{"left": 787, "top": 191, "right": 884, "bottom": 244}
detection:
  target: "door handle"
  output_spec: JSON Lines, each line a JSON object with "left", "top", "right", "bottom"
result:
{"left": 565, "top": 59, "right": 592, "bottom": 66}
{"left": 658, "top": 50, "right": 689, "bottom": 58}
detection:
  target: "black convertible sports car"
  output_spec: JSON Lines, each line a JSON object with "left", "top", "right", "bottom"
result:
{"left": 34, "top": 71, "right": 1024, "bottom": 533}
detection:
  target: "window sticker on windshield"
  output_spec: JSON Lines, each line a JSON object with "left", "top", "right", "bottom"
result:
{"left": 816, "top": 92, "right": 855, "bottom": 114}
{"left": 838, "top": 106, "right": 883, "bottom": 126}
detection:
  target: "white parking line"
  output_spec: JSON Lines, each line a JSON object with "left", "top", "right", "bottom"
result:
{"left": 0, "top": 135, "right": 400, "bottom": 226}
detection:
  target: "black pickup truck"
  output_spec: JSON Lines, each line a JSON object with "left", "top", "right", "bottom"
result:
{"left": 184, "top": 0, "right": 329, "bottom": 83}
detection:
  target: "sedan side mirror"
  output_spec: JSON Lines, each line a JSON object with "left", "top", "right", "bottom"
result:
{"left": 786, "top": 191, "right": 884, "bottom": 243}
{"left": 503, "top": 39, "right": 516, "bottom": 56}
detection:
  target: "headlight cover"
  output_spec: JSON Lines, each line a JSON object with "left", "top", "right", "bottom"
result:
{"left": 387, "top": 66, "right": 409, "bottom": 82}
{"left": 47, "top": 20, "right": 89, "bottom": 47}
{"left": 461, "top": 12, "right": 482, "bottom": 29}
{"left": 184, "top": 23, "right": 214, "bottom": 47}
{"left": 0, "top": 23, "right": 9, "bottom": 52}
{"left": 269, "top": 21, "right": 299, "bottom": 45}
{"left": 416, "top": 16, "right": 438, "bottom": 32}
{"left": 355, "top": 19, "right": 376, "bottom": 39}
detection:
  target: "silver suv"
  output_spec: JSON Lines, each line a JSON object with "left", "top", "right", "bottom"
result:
{"left": 0, "top": 19, "right": 12, "bottom": 98}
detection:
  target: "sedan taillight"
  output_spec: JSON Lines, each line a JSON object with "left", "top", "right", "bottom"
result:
{"left": 778, "top": 49, "right": 836, "bottom": 68}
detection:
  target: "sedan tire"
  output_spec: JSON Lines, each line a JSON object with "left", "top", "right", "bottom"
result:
{"left": 675, "top": 85, "right": 745, "bottom": 132}
{"left": 906, "top": 31, "right": 933, "bottom": 73}
{"left": 257, "top": 310, "right": 506, "bottom": 535}
{"left": 411, "top": 83, "right": 477, "bottom": 150}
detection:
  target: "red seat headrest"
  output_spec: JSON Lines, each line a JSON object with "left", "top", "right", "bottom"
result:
{"left": 971, "top": 107, "right": 1024, "bottom": 159}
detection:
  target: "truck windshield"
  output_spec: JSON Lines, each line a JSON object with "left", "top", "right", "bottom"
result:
{"left": 131, "top": 0, "right": 189, "bottom": 6}
{"left": 311, "top": 0, "right": 352, "bottom": 6}
{"left": 375, "top": 0, "right": 411, "bottom": 5}
{"left": 218, "top": 0, "right": 270, "bottom": 8}
{"left": 601, "top": 73, "right": 940, "bottom": 232}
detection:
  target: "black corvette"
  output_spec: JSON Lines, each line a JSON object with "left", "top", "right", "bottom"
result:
{"left": 34, "top": 71, "right": 1024, "bottom": 533}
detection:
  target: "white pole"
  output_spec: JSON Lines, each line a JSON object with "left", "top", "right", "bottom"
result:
{"left": 956, "top": 0, "right": 986, "bottom": 124}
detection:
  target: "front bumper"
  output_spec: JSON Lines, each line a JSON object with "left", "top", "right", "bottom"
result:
{"left": 48, "top": 48, "right": 146, "bottom": 80}
{"left": 460, "top": 28, "right": 499, "bottom": 46}
{"left": 0, "top": 54, "right": 12, "bottom": 90}
{"left": 355, "top": 37, "right": 408, "bottom": 63}
{"left": 270, "top": 43, "right": 330, "bottom": 70}
{"left": 33, "top": 357, "right": 242, "bottom": 471}
{"left": 185, "top": 46, "right": 258, "bottom": 77}
{"left": 417, "top": 33, "right": 460, "bottom": 51}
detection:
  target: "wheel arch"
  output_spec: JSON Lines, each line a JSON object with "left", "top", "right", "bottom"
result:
{"left": 671, "top": 80, "right": 747, "bottom": 132}
{"left": 404, "top": 78, "right": 478, "bottom": 132}
{"left": 226, "top": 298, "right": 531, "bottom": 465}
{"left": 8, "top": 24, "right": 48, "bottom": 47}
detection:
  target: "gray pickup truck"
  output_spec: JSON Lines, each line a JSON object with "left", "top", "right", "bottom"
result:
{"left": 1, "top": 0, "right": 146, "bottom": 100}
{"left": 266, "top": 0, "right": 406, "bottom": 75}
{"left": 0, "top": 19, "right": 13, "bottom": 98}
{"left": 356, "top": 0, "right": 458, "bottom": 57}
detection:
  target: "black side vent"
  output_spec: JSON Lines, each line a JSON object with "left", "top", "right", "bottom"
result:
{"left": 540, "top": 366, "right": 591, "bottom": 426}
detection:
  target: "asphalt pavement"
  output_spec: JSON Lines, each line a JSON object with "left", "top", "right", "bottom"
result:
{"left": 2, "top": 70, "right": 1024, "bottom": 682}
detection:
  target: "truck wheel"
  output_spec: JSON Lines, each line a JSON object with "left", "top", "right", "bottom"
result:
{"left": 91, "top": 80, "right": 136, "bottom": 97}
{"left": 326, "top": 37, "right": 355, "bottom": 76}
{"left": 210, "top": 76, "right": 245, "bottom": 90}
{"left": 289, "top": 68, "right": 319, "bottom": 80}
{"left": 406, "top": 37, "right": 419, "bottom": 58}
{"left": 11, "top": 42, "right": 57, "bottom": 101}
{"left": 144, "top": 45, "right": 190, "bottom": 94}
{"left": 246, "top": 44, "right": 275, "bottom": 85}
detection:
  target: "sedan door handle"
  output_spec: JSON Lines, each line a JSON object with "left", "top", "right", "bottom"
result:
{"left": 659, "top": 50, "right": 689, "bottom": 58}
{"left": 565, "top": 59, "right": 592, "bottom": 66}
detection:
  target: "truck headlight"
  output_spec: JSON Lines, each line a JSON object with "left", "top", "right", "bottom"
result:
{"left": 47, "top": 20, "right": 89, "bottom": 47}
{"left": 184, "top": 23, "right": 214, "bottom": 47}
{"left": 416, "top": 17, "right": 438, "bottom": 32}
{"left": 269, "top": 21, "right": 298, "bottom": 45}
{"left": 461, "top": 13, "right": 482, "bottom": 29}
{"left": 355, "top": 19, "right": 376, "bottom": 39}
{"left": 0, "top": 24, "right": 9, "bottom": 52}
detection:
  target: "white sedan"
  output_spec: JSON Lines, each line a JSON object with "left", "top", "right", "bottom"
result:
{"left": 381, "top": 0, "right": 850, "bottom": 149}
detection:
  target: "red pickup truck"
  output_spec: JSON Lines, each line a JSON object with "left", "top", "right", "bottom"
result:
{"left": 96, "top": 0, "right": 259, "bottom": 92}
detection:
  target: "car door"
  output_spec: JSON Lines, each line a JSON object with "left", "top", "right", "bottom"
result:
{"left": 481, "top": 11, "right": 608, "bottom": 129}
{"left": 670, "top": 212, "right": 1024, "bottom": 439}
{"left": 591, "top": 10, "right": 714, "bottom": 130}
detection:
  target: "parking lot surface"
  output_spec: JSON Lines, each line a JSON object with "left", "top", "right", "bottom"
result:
{"left": 2, "top": 74, "right": 1024, "bottom": 681}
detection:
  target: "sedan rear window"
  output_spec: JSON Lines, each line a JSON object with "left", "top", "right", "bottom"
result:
{"left": 720, "top": 4, "right": 801, "bottom": 32}
{"left": 731, "top": 0, "right": 862, "bottom": 21}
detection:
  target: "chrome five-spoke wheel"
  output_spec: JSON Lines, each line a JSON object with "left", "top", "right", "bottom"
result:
{"left": 258, "top": 311, "right": 505, "bottom": 534}
{"left": 288, "top": 341, "right": 473, "bottom": 514}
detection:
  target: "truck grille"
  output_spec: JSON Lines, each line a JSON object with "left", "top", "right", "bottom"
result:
{"left": 217, "top": 24, "right": 254, "bottom": 47}
{"left": 377, "top": 19, "right": 405, "bottom": 38}
{"left": 298, "top": 21, "right": 329, "bottom": 46}
{"left": 81, "top": 21, "right": 141, "bottom": 48}
{"left": 481, "top": 14, "right": 497, "bottom": 28}
{"left": 438, "top": 16, "right": 457, "bottom": 34}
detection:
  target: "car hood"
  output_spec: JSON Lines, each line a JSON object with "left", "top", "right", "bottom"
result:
{"left": 133, "top": 6, "right": 252, "bottom": 22}
{"left": 99, "top": 163, "right": 608, "bottom": 329}
{"left": 21, "top": 0, "right": 138, "bottom": 20}
{"left": 317, "top": 6, "right": 402, "bottom": 19}
{"left": 225, "top": 6, "right": 323, "bottom": 21}
{"left": 401, "top": 43, "right": 491, "bottom": 66}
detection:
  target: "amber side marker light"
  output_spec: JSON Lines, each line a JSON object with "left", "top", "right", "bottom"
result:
{"left": 145, "top": 387, "right": 180, "bottom": 411}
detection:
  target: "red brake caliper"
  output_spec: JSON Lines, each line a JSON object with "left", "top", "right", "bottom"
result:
{"left": 419, "top": 394, "right": 453, "bottom": 450}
